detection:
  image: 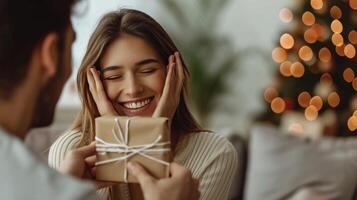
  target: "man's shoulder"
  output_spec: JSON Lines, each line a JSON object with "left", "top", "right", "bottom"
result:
{"left": 0, "top": 128, "right": 96, "bottom": 199}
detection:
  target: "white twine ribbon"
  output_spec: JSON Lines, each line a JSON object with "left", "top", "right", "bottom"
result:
{"left": 95, "top": 118, "right": 170, "bottom": 182}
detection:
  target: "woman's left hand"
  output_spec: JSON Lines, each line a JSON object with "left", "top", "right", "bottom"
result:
{"left": 153, "top": 52, "right": 185, "bottom": 119}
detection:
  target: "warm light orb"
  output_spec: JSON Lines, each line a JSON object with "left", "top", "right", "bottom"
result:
{"left": 280, "top": 61, "right": 292, "bottom": 77}
{"left": 327, "top": 92, "right": 340, "bottom": 108}
{"left": 279, "top": 8, "right": 293, "bottom": 23}
{"left": 344, "top": 44, "right": 356, "bottom": 59}
{"left": 350, "top": 0, "right": 357, "bottom": 10}
{"left": 332, "top": 33, "right": 344, "bottom": 46}
{"left": 347, "top": 115, "right": 357, "bottom": 131}
{"left": 336, "top": 45, "right": 345, "bottom": 56}
{"left": 304, "top": 28, "right": 318, "bottom": 43}
{"left": 311, "top": 0, "right": 323, "bottom": 10}
{"left": 320, "top": 73, "right": 333, "bottom": 85}
{"left": 352, "top": 78, "right": 357, "bottom": 91}
{"left": 280, "top": 33, "right": 295, "bottom": 49}
{"left": 348, "top": 30, "right": 357, "bottom": 44}
{"left": 302, "top": 11, "right": 316, "bottom": 26}
{"left": 305, "top": 105, "right": 319, "bottom": 121}
{"left": 318, "top": 47, "right": 331, "bottom": 62}
{"left": 298, "top": 46, "right": 313, "bottom": 61}
{"left": 298, "top": 91, "right": 312, "bottom": 108}
{"left": 291, "top": 62, "right": 305, "bottom": 78}
{"left": 271, "top": 97, "right": 286, "bottom": 113}
{"left": 343, "top": 68, "right": 355, "bottom": 83}
{"left": 310, "top": 96, "right": 323, "bottom": 110}
{"left": 330, "top": 6, "right": 342, "bottom": 19}
{"left": 264, "top": 87, "right": 278, "bottom": 103}
{"left": 331, "top": 19, "right": 343, "bottom": 33}
{"left": 272, "top": 47, "right": 287, "bottom": 63}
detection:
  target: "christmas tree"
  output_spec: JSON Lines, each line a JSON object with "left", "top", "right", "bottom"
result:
{"left": 258, "top": 0, "right": 357, "bottom": 136}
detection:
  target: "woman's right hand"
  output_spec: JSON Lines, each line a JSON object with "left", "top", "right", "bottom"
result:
{"left": 87, "top": 67, "right": 118, "bottom": 116}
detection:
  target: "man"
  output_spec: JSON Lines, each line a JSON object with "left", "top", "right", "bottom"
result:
{"left": 0, "top": 0, "right": 199, "bottom": 199}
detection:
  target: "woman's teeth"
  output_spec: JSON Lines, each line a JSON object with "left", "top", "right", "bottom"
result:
{"left": 123, "top": 98, "right": 152, "bottom": 109}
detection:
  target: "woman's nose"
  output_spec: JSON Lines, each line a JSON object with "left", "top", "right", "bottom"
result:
{"left": 124, "top": 74, "right": 144, "bottom": 97}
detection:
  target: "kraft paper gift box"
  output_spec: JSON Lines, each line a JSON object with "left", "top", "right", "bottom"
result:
{"left": 95, "top": 116, "right": 172, "bottom": 183}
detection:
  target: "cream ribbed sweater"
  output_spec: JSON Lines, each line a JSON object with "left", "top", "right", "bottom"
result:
{"left": 48, "top": 130, "right": 238, "bottom": 200}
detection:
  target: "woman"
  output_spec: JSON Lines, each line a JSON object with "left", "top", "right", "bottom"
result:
{"left": 49, "top": 9, "right": 237, "bottom": 200}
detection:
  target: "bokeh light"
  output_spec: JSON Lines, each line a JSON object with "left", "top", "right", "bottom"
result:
{"left": 343, "top": 68, "right": 355, "bottom": 83}
{"left": 280, "top": 33, "right": 295, "bottom": 49}
{"left": 279, "top": 8, "right": 293, "bottom": 23}
{"left": 327, "top": 92, "right": 340, "bottom": 108}
{"left": 305, "top": 105, "right": 318, "bottom": 121}
{"left": 298, "top": 46, "right": 313, "bottom": 61}
{"left": 302, "top": 11, "right": 316, "bottom": 26}
{"left": 344, "top": 44, "right": 356, "bottom": 58}
{"left": 348, "top": 30, "right": 357, "bottom": 44}
{"left": 264, "top": 87, "right": 279, "bottom": 103}
{"left": 332, "top": 33, "right": 344, "bottom": 46}
{"left": 271, "top": 97, "right": 286, "bottom": 113}
{"left": 330, "top": 6, "right": 342, "bottom": 19}
{"left": 310, "top": 96, "right": 323, "bottom": 110}
{"left": 331, "top": 19, "right": 343, "bottom": 33}
{"left": 318, "top": 47, "right": 331, "bottom": 62}
{"left": 280, "top": 61, "right": 292, "bottom": 77}
{"left": 291, "top": 62, "right": 305, "bottom": 78}
{"left": 311, "top": 0, "right": 323, "bottom": 10}
{"left": 298, "top": 91, "right": 312, "bottom": 108}
{"left": 272, "top": 47, "right": 288, "bottom": 63}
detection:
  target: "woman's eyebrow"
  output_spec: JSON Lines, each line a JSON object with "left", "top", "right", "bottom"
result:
{"left": 135, "top": 58, "right": 160, "bottom": 66}
{"left": 101, "top": 66, "right": 122, "bottom": 73}
{"left": 101, "top": 58, "right": 160, "bottom": 73}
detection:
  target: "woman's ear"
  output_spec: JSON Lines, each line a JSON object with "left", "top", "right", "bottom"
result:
{"left": 39, "top": 32, "right": 59, "bottom": 79}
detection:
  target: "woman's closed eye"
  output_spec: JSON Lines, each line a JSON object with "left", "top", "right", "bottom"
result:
{"left": 103, "top": 74, "right": 123, "bottom": 80}
{"left": 140, "top": 68, "right": 158, "bottom": 74}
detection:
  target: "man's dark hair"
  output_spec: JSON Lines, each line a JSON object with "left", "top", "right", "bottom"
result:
{"left": 0, "top": 0, "right": 76, "bottom": 99}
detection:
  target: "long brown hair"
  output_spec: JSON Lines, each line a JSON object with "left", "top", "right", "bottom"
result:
{"left": 73, "top": 9, "right": 204, "bottom": 150}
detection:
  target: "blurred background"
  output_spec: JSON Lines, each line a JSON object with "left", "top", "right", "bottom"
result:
{"left": 26, "top": 0, "right": 289, "bottom": 153}
{"left": 26, "top": 0, "right": 357, "bottom": 174}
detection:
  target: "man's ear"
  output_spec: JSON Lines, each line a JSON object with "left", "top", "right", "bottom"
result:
{"left": 38, "top": 32, "right": 59, "bottom": 79}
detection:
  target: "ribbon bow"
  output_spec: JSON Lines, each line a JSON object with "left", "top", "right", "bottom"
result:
{"left": 95, "top": 117, "right": 170, "bottom": 182}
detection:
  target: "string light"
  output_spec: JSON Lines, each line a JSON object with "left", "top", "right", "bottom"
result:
{"left": 264, "top": 87, "right": 278, "bottom": 103}
{"left": 344, "top": 44, "right": 356, "bottom": 58}
{"left": 280, "top": 61, "right": 292, "bottom": 77}
{"left": 280, "top": 33, "right": 295, "bottom": 49}
{"left": 271, "top": 97, "right": 286, "bottom": 113}
{"left": 302, "top": 11, "right": 316, "bottom": 26}
{"left": 318, "top": 47, "right": 331, "bottom": 62}
{"left": 298, "top": 91, "right": 311, "bottom": 108}
{"left": 279, "top": 8, "right": 293, "bottom": 23}
{"left": 310, "top": 96, "right": 323, "bottom": 110}
{"left": 331, "top": 19, "right": 343, "bottom": 33}
{"left": 327, "top": 92, "right": 340, "bottom": 108}
{"left": 311, "top": 0, "right": 323, "bottom": 10}
{"left": 298, "top": 46, "right": 313, "bottom": 61}
{"left": 330, "top": 6, "right": 342, "bottom": 19}
{"left": 332, "top": 33, "right": 344, "bottom": 46}
{"left": 343, "top": 68, "right": 355, "bottom": 83}
{"left": 291, "top": 62, "right": 305, "bottom": 78}
{"left": 348, "top": 30, "right": 357, "bottom": 44}
{"left": 305, "top": 105, "right": 318, "bottom": 121}
{"left": 272, "top": 47, "right": 287, "bottom": 63}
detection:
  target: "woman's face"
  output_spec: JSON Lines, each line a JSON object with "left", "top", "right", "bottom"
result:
{"left": 99, "top": 34, "right": 166, "bottom": 117}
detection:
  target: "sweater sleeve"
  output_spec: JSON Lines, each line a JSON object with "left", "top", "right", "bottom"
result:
{"left": 199, "top": 143, "right": 238, "bottom": 200}
{"left": 182, "top": 133, "right": 238, "bottom": 200}
{"left": 48, "top": 129, "right": 110, "bottom": 200}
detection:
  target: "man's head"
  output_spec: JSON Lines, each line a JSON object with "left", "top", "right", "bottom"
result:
{"left": 0, "top": 0, "right": 77, "bottom": 128}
